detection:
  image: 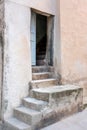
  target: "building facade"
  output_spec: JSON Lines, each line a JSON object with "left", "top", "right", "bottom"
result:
{"left": 0, "top": 0, "right": 86, "bottom": 129}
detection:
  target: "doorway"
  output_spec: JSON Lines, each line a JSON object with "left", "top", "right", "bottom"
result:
{"left": 31, "top": 10, "right": 54, "bottom": 66}
{"left": 36, "top": 14, "right": 47, "bottom": 66}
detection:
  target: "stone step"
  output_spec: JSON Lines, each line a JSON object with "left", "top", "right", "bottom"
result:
{"left": 34, "top": 108, "right": 56, "bottom": 129}
{"left": 4, "top": 118, "right": 31, "bottom": 130}
{"left": 22, "top": 97, "right": 48, "bottom": 111}
{"left": 37, "top": 51, "right": 45, "bottom": 55}
{"left": 5, "top": 85, "right": 83, "bottom": 130}
{"left": 32, "top": 72, "right": 52, "bottom": 80}
{"left": 32, "top": 66, "right": 54, "bottom": 73}
{"left": 14, "top": 107, "right": 42, "bottom": 125}
{"left": 30, "top": 85, "right": 83, "bottom": 103}
{"left": 30, "top": 79, "right": 58, "bottom": 89}
{"left": 30, "top": 85, "right": 83, "bottom": 129}
{"left": 37, "top": 55, "right": 45, "bottom": 60}
{"left": 36, "top": 60, "right": 46, "bottom": 66}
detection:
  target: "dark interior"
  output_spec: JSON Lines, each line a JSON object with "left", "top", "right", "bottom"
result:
{"left": 36, "top": 14, "right": 47, "bottom": 65}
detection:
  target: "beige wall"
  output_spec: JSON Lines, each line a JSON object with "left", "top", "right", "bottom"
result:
{"left": 60, "top": 0, "right": 87, "bottom": 98}
{"left": 3, "top": 0, "right": 59, "bottom": 119}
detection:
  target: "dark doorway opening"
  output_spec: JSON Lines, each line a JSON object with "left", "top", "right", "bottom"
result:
{"left": 31, "top": 10, "right": 54, "bottom": 66}
{"left": 36, "top": 14, "right": 47, "bottom": 66}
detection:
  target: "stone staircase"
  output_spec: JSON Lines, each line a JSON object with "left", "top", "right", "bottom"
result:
{"left": 36, "top": 54, "right": 46, "bottom": 66}
{"left": 4, "top": 66, "right": 83, "bottom": 130}
{"left": 30, "top": 66, "right": 58, "bottom": 89}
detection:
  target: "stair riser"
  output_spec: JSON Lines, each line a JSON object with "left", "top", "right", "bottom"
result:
{"left": 22, "top": 100, "right": 47, "bottom": 111}
{"left": 30, "top": 88, "right": 83, "bottom": 103}
{"left": 32, "top": 67, "right": 54, "bottom": 73}
{"left": 4, "top": 125, "right": 20, "bottom": 130}
{"left": 37, "top": 52, "right": 45, "bottom": 55}
{"left": 32, "top": 73, "right": 52, "bottom": 80}
{"left": 4, "top": 123, "right": 30, "bottom": 130}
{"left": 30, "top": 80, "right": 58, "bottom": 89}
{"left": 14, "top": 110, "right": 31, "bottom": 125}
{"left": 14, "top": 110, "right": 41, "bottom": 126}
{"left": 48, "top": 67, "right": 54, "bottom": 72}
{"left": 37, "top": 55, "right": 45, "bottom": 60}
{"left": 36, "top": 60, "right": 46, "bottom": 66}
{"left": 5, "top": 103, "right": 83, "bottom": 130}
{"left": 30, "top": 91, "right": 49, "bottom": 102}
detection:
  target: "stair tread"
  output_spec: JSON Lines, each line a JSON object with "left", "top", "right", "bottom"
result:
{"left": 32, "top": 85, "right": 81, "bottom": 93}
{"left": 32, "top": 66, "right": 54, "bottom": 73}
{"left": 23, "top": 97, "right": 47, "bottom": 105}
{"left": 5, "top": 118, "right": 31, "bottom": 129}
{"left": 32, "top": 66, "right": 53, "bottom": 69}
{"left": 15, "top": 106, "right": 41, "bottom": 116}
{"left": 32, "top": 72, "right": 51, "bottom": 75}
{"left": 31, "top": 78, "right": 57, "bottom": 83}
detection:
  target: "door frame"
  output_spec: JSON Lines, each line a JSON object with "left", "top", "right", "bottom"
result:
{"left": 30, "top": 11, "right": 36, "bottom": 65}
{"left": 30, "top": 8, "right": 54, "bottom": 66}
{"left": 0, "top": 34, "right": 3, "bottom": 121}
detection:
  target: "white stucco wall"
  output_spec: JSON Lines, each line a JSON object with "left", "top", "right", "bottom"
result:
{"left": 3, "top": 1, "right": 31, "bottom": 119}
{"left": 8, "top": 0, "right": 57, "bottom": 15}
{"left": 3, "top": 0, "right": 60, "bottom": 119}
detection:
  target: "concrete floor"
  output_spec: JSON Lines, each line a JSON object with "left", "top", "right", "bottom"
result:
{"left": 41, "top": 108, "right": 87, "bottom": 130}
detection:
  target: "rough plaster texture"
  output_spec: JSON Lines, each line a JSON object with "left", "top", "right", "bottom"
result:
{"left": 3, "top": 0, "right": 87, "bottom": 121}
{"left": 3, "top": 1, "right": 31, "bottom": 119}
{"left": 8, "top": 0, "right": 57, "bottom": 15}
{"left": 0, "top": 0, "right": 4, "bottom": 120}
{"left": 3, "top": 0, "right": 59, "bottom": 119}
{"left": 60, "top": 0, "right": 87, "bottom": 98}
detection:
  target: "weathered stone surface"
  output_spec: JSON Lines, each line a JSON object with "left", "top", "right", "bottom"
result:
{"left": 30, "top": 85, "right": 83, "bottom": 129}
{"left": 31, "top": 85, "right": 83, "bottom": 103}
{"left": 30, "top": 79, "right": 58, "bottom": 89}
{"left": 4, "top": 118, "right": 31, "bottom": 130}
{"left": 41, "top": 109, "right": 87, "bottom": 130}
{"left": 3, "top": 84, "right": 83, "bottom": 130}
{"left": 14, "top": 107, "right": 42, "bottom": 125}
{"left": 32, "top": 66, "right": 54, "bottom": 73}
{"left": 32, "top": 72, "right": 52, "bottom": 80}
{"left": 22, "top": 97, "right": 48, "bottom": 111}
